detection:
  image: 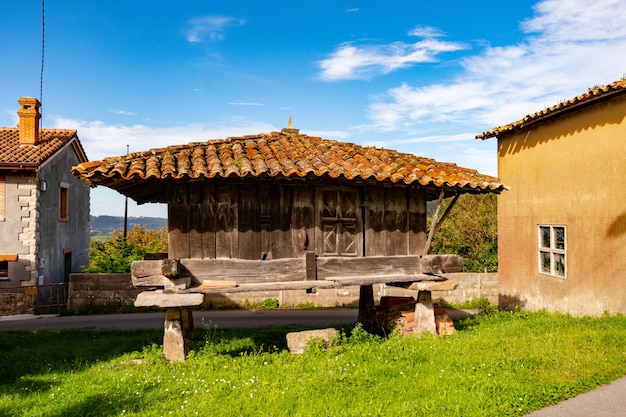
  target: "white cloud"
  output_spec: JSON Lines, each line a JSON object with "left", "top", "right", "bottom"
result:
{"left": 395, "top": 132, "right": 476, "bottom": 144}
{"left": 185, "top": 16, "right": 245, "bottom": 43}
{"left": 408, "top": 26, "right": 445, "bottom": 38}
{"left": 364, "top": 0, "right": 626, "bottom": 132}
{"left": 306, "top": 129, "right": 351, "bottom": 140}
{"left": 108, "top": 108, "right": 136, "bottom": 116}
{"left": 228, "top": 100, "right": 265, "bottom": 106}
{"left": 317, "top": 28, "right": 466, "bottom": 81}
{"left": 52, "top": 117, "right": 276, "bottom": 161}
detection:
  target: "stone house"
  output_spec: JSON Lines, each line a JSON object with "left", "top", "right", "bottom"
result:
{"left": 0, "top": 98, "right": 90, "bottom": 292}
{"left": 477, "top": 80, "right": 626, "bottom": 315}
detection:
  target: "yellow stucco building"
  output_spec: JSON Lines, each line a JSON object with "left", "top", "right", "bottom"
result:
{"left": 478, "top": 80, "right": 626, "bottom": 316}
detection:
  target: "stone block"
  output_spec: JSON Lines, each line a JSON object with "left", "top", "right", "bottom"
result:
{"left": 134, "top": 290, "right": 204, "bottom": 308}
{"left": 286, "top": 328, "right": 338, "bottom": 354}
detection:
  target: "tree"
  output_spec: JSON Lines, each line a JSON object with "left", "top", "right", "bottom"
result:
{"left": 429, "top": 193, "right": 498, "bottom": 272}
{"left": 84, "top": 225, "right": 168, "bottom": 273}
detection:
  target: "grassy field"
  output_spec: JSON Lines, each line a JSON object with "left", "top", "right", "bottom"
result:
{"left": 0, "top": 311, "right": 625, "bottom": 416}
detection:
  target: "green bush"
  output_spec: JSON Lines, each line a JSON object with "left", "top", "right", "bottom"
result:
{"left": 430, "top": 194, "right": 498, "bottom": 272}
{"left": 84, "top": 225, "right": 168, "bottom": 273}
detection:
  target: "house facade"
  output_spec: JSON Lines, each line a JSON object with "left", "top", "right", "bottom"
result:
{"left": 478, "top": 80, "right": 626, "bottom": 315}
{"left": 0, "top": 97, "right": 90, "bottom": 291}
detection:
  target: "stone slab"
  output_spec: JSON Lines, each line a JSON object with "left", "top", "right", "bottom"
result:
{"left": 134, "top": 290, "right": 204, "bottom": 308}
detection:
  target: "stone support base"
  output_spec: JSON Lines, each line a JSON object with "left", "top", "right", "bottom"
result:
{"left": 163, "top": 307, "right": 194, "bottom": 362}
{"left": 414, "top": 290, "right": 437, "bottom": 335}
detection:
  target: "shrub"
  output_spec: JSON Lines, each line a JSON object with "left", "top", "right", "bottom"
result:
{"left": 84, "top": 225, "right": 168, "bottom": 273}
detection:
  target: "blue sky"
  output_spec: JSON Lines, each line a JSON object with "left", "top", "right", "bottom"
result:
{"left": 1, "top": 0, "right": 625, "bottom": 218}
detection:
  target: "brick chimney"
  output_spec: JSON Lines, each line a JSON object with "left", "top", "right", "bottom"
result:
{"left": 17, "top": 97, "right": 41, "bottom": 146}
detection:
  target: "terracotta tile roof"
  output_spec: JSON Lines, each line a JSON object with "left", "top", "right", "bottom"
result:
{"left": 0, "top": 128, "right": 87, "bottom": 170}
{"left": 477, "top": 79, "right": 626, "bottom": 139}
{"left": 73, "top": 129, "right": 505, "bottom": 204}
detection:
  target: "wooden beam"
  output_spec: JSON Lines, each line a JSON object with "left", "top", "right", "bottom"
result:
{"left": 131, "top": 259, "right": 179, "bottom": 278}
{"left": 316, "top": 255, "right": 421, "bottom": 279}
{"left": 423, "top": 192, "right": 460, "bottom": 255}
{"left": 187, "top": 280, "right": 340, "bottom": 293}
{"left": 180, "top": 257, "right": 306, "bottom": 283}
{"left": 387, "top": 280, "right": 458, "bottom": 291}
{"left": 420, "top": 254, "right": 462, "bottom": 274}
{"left": 325, "top": 273, "right": 443, "bottom": 286}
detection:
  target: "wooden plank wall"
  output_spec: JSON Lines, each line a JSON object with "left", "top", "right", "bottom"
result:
{"left": 168, "top": 182, "right": 427, "bottom": 260}
{"left": 364, "top": 186, "right": 426, "bottom": 256}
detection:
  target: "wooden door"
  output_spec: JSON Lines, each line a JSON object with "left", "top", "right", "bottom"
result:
{"left": 316, "top": 188, "right": 362, "bottom": 256}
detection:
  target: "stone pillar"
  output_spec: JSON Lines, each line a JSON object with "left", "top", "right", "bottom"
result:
{"left": 414, "top": 290, "right": 437, "bottom": 335}
{"left": 163, "top": 307, "right": 195, "bottom": 363}
{"left": 134, "top": 290, "right": 204, "bottom": 362}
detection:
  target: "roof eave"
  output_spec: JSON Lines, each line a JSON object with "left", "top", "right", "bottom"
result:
{"left": 477, "top": 84, "right": 626, "bottom": 140}
{"left": 0, "top": 162, "right": 39, "bottom": 171}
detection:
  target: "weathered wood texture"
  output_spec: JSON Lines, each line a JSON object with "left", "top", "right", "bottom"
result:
{"left": 315, "top": 187, "right": 363, "bottom": 257}
{"left": 387, "top": 280, "right": 458, "bottom": 291}
{"left": 187, "top": 280, "right": 338, "bottom": 294}
{"left": 364, "top": 186, "right": 427, "bottom": 256}
{"left": 325, "top": 274, "right": 440, "bottom": 286}
{"left": 291, "top": 187, "right": 315, "bottom": 257}
{"left": 167, "top": 182, "right": 428, "bottom": 261}
{"left": 180, "top": 258, "right": 307, "bottom": 283}
{"left": 131, "top": 259, "right": 179, "bottom": 278}
{"left": 420, "top": 254, "right": 462, "bottom": 274}
{"left": 316, "top": 255, "right": 421, "bottom": 279}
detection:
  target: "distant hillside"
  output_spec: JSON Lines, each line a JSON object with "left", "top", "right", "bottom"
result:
{"left": 90, "top": 215, "right": 167, "bottom": 234}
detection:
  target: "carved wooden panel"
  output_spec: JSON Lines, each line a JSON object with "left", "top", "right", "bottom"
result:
{"left": 317, "top": 188, "right": 362, "bottom": 256}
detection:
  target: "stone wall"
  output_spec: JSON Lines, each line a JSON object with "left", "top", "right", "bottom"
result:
{"left": 67, "top": 272, "right": 499, "bottom": 313}
{"left": 68, "top": 273, "right": 141, "bottom": 313}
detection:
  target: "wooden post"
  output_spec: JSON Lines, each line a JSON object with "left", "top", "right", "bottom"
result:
{"left": 423, "top": 191, "right": 460, "bottom": 256}
{"left": 357, "top": 284, "right": 375, "bottom": 324}
{"left": 414, "top": 290, "right": 437, "bottom": 335}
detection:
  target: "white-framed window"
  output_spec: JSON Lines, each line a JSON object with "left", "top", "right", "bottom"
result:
{"left": 538, "top": 225, "right": 566, "bottom": 277}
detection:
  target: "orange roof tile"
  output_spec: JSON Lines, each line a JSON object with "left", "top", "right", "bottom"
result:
{"left": 0, "top": 128, "right": 87, "bottom": 170}
{"left": 72, "top": 129, "right": 505, "bottom": 203}
{"left": 477, "top": 79, "right": 626, "bottom": 139}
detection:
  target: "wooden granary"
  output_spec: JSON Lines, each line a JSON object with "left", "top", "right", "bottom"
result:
{"left": 73, "top": 126, "right": 505, "bottom": 361}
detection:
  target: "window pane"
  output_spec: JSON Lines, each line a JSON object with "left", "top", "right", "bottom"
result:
{"left": 540, "top": 251, "right": 551, "bottom": 273}
{"left": 554, "top": 253, "right": 565, "bottom": 276}
{"left": 540, "top": 226, "right": 551, "bottom": 248}
{"left": 555, "top": 227, "right": 565, "bottom": 250}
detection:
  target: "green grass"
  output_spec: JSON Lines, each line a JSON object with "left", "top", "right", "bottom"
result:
{"left": 1, "top": 311, "right": 625, "bottom": 416}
